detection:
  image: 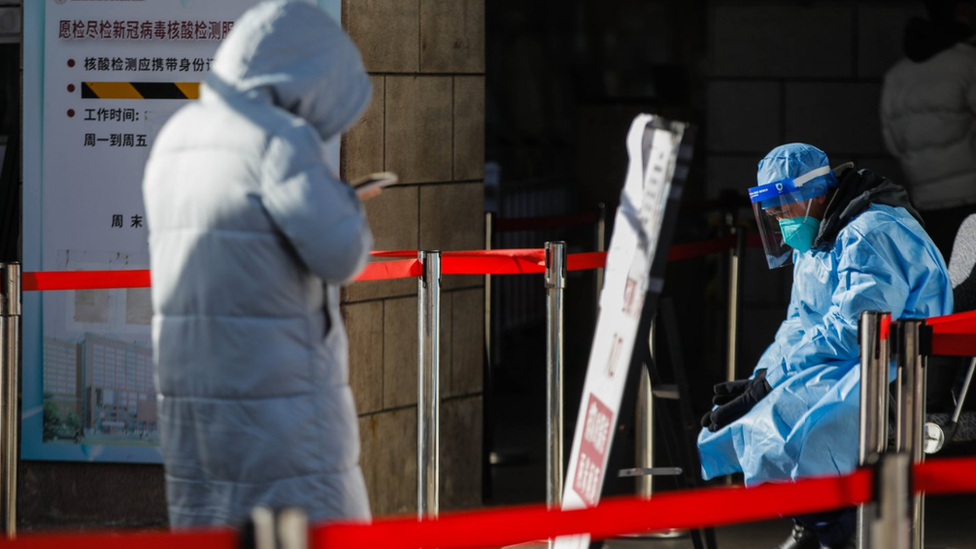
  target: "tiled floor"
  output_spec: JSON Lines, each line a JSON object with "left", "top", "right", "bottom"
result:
{"left": 487, "top": 382, "right": 976, "bottom": 549}
{"left": 487, "top": 322, "right": 976, "bottom": 549}
{"left": 597, "top": 494, "right": 976, "bottom": 549}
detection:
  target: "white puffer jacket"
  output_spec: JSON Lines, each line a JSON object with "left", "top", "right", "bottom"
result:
{"left": 881, "top": 39, "right": 976, "bottom": 210}
{"left": 142, "top": 0, "right": 372, "bottom": 527}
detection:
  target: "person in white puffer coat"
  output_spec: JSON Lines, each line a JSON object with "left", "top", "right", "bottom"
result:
{"left": 881, "top": 0, "right": 976, "bottom": 258}
{"left": 142, "top": 0, "right": 374, "bottom": 528}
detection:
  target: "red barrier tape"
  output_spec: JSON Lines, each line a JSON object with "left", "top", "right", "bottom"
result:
{"left": 0, "top": 529, "right": 237, "bottom": 549}
{"left": 313, "top": 457, "right": 976, "bottom": 549}
{"left": 4, "top": 457, "right": 975, "bottom": 549}
{"left": 314, "top": 470, "right": 873, "bottom": 549}
{"left": 356, "top": 259, "right": 422, "bottom": 281}
{"left": 18, "top": 234, "right": 758, "bottom": 291}
{"left": 925, "top": 310, "right": 976, "bottom": 357}
{"left": 22, "top": 270, "right": 151, "bottom": 291}
{"left": 914, "top": 456, "right": 976, "bottom": 495}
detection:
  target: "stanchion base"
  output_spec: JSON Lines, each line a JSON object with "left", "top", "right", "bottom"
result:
{"left": 617, "top": 528, "right": 687, "bottom": 540}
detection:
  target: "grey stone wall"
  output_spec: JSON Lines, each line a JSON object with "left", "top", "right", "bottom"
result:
{"left": 704, "top": 1, "right": 924, "bottom": 367}
{"left": 341, "top": 0, "right": 485, "bottom": 516}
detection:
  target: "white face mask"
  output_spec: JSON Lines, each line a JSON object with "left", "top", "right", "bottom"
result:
{"left": 320, "top": 135, "right": 340, "bottom": 178}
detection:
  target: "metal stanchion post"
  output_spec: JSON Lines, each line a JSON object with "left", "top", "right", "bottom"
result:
{"left": 418, "top": 251, "right": 441, "bottom": 519}
{"left": 857, "top": 311, "right": 890, "bottom": 549}
{"left": 545, "top": 241, "right": 565, "bottom": 509}
{"left": 595, "top": 204, "right": 606, "bottom": 300}
{"left": 624, "top": 319, "right": 684, "bottom": 540}
{"left": 894, "top": 319, "right": 926, "bottom": 549}
{"left": 485, "top": 212, "right": 493, "bottom": 367}
{"left": 725, "top": 228, "right": 744, "bottom": 384}
{"left": 276, "top": 508, "right": 308, "bottom": 549}
{"left": 870, "top": 453, "right": 911, "bottom": 549}
{"left": 0, "top": 270, "right": 5, "bottom": 536}
{"left": 636, "top": 355, "right": 653, "bottom": 500}
{"left": 0, "top": 264, "right": 18, "bottom": 537}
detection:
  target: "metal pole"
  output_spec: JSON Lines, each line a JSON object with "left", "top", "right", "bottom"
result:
{"left": 484, "top": 212, "right": 493, "bottom": 367}
{"left": 857, "top": 311, "right": 889, "bottom": 549}
{"left": 595, "top": 204, "right": 606, "bottom": 301}
{"left": 895, "top": 319, "right": 925, "bottom": 549}
{"left": 1, "top": 264, "right": 18, "bottom": 537}
{"left": 276, "top": 508, "right": 308, "bottom": 549}
{"left": 418, "top": 251, "right": 441, "bottom": 519}
{"left": 870, "top": 453, "right": 911, "bottom": 549}
{"left": 725, "top": 228, "right": 744, "bottom": 383}
{"left": 545, "top": 241, "right": 565, "bottom": 508}
{"left": 911, "top": 325, "right": 926, "bottom": 549}
{"left": 627, "top": 318, "right": 683, "bottom": 540}
{"left": 635, "top": 317, "right": 657, "bottom": 499}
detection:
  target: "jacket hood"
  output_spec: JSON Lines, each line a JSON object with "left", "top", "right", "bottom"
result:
{"left": 903, "top": 17, "right": 973, "bottom": 62}
{"left": 203, "top": 0, "right": 371, "bottom": 141}
{"left": 815, "top": 165, "right": 924, "bottom": 248}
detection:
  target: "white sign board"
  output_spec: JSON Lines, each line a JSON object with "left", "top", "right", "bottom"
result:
{"left": 555, "top": 115, "right": 687, "bottom": 549}
{"left": 22, "top": 0, "right": 339, "bottom": 463}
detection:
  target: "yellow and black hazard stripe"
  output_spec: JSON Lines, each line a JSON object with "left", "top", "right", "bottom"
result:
{"left": 81, "top": 82, "right": 200, "bottom": 100}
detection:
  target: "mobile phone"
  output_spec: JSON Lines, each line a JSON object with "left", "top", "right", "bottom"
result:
{"left": 352, "top": 172, "right": 399, "bottom": 197}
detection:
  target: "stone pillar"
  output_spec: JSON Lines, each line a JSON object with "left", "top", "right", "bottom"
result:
{"left": 342, "top": 0, "right": 485, "bottom": 515}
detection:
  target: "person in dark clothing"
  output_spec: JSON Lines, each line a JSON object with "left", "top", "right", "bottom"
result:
{"left": 882, "top": 0, "right": 976, "bottom": 260}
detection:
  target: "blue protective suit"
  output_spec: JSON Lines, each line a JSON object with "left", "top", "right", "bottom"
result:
{"left": 698, "top": 167, "right": 953, "bottom": 485}
{"left": 143, "top": 1, "right": 373, "bottom": 527}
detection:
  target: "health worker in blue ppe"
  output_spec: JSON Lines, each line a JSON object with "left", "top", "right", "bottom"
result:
{"left": 697, "top": 143, "right": 952, "bottom": 549}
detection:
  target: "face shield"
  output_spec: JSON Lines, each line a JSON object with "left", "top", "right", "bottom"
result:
{"left": 748, "top": 165, "right": 833, "bottom": 269}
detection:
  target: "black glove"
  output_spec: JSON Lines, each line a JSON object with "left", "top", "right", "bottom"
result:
{"left": 700, "top": 369, "right": 772, "bottom": 432}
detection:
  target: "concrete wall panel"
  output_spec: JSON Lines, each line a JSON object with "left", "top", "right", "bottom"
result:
{"left": 386, "top": 76, "right": 454, "bottom": 183}
{"left": 707, "top": 81, "right": 781, "bottom": 153}
{"left": 784, "top": 82, "right": 886, "bottom": 155}
{"left": 420, "top": 0, "right": 485, "bottom": 73}
{"left": 345, "top": 0, "right": 420, "bottom": 73}
{"left": 343, "top": 75, "right": 385, "bottom": 182}
{"left": 709, "top": 3, "right": 853, "bottom": 78}
{"left": 359, "top": 408, "right": 418, "bottom": 515}
{"left": 454, "top": 76, "right": 486, "bottom": 181}
{"left": 344, "top": 301, "right": 385, "bottom": 414}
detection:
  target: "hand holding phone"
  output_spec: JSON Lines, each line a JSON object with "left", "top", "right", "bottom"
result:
{"left": 352, "top": 172, "right": 399, "bottom": 199}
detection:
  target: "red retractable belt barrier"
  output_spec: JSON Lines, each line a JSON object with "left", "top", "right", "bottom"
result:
{"left": 356, "top": 259, "right": 422, "bottom": 281}
{"left": 22, "top": 270, "right": 151, "bottom": 291}
{"left": 18, "top": 234, "right": 760, "bottom": 291}
{"left": 0, "top": 529, "right": 237, "bottom": 549}
{"left": 313, "top": 470, "right": 874, "bottom": 549}
{"left": 924, "top": 309, "right": 976, "bottom": 357}
{"left": 3, "top": 457, "right": 975, "bottom": 549}
{"left": 914, "top": 455, "right": 976, "bottom": 495}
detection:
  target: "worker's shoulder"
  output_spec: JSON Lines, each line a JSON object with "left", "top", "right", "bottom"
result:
{"left": 840, "top": 205, "right": 928, "bottom": 250}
